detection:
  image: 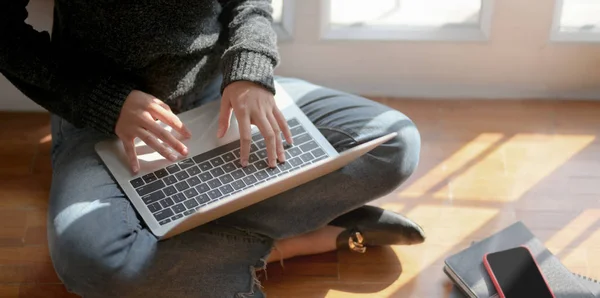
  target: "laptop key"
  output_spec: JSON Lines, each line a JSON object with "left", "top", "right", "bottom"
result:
{"left": 136, "top": 180, "right": 165, "bottom": 196}
{"left": 172, "top": 203, "right": 186, "bottom": 214}
{"left": 172, "top": 193, "right": 187, "bottom": 203}
{"left": 255, "top": 170, "right": 269, "bottom": 181}
{"left": 142, "top": 173, "right": 157, "bottom": 183}
{"left": 184, "top": 188, "right": 198, "bottom": 198}
{"left": 163, "top": 186, "right": 177, "bottom": 196}
{"left": 153, "top": 209, "right": 174, "bottom": 221}
{"left": 186, "top": 176, "right": 201, "bottom": 187}
{"left": 289, "top": 157, "right": 303, "bottom": 167}
{"left": 219, "top": 174, "right": 234, "bottom": 184}
{"left": 142, "top": 190, "right": 165, "bottom": 205}
{"left": 196, "top": 183, "right": 210, "bottom": 194}
{"left": 198, "top": 161, "right": 212, "bottom": 171}
{"left": 208, "top": 179, "right": 222, "bottom": 189}
{"left": 278, "top": 162, "right": 292, "bottom": 171}
{"left": 175, "top": 181, "right": 190, "bottom": 192}
{"left": 159, "top": 218, "right": 171, "bottom": 225}
{"left": 289, "top": 147, "right": 302, "bottom": 157}
{"left": 233, "top": 160, "right": 243, "bottom": 168}
{"left": 183, "top": 209, "right": 195, "bottom": 216}
{"left": 256, "top": 149, "right": 268, "bottom": 160}
{"left": 300, "top": 141, "right": 319, "bottom": 153}
{"left": 242, "top": 175, "right": 257, "bottom": 185}
{"left": 148, "top": 202, "right": 162, "bottom": 213}
{"left": 255, "top": 160, "right": 268, "bottom": 170}
{"left": 160, "top": 197, "right": 175, "bottom": 208}
{"left": 252, "top": 134, "right": 263, "bottom": 142}
{"left": 233, "top": 149, "right": 241, "bottom": 158}
{"left": 154, "top": 169, "right": 169, "bottom": 179}
{"left": 248, "top": 153, "right": 259, "bottom": 163}
{"left": 171, "top": 214, "right": 183, "bottom": 221}
{"left": 207, "top": 189, "right": 222, "bottom": 200}
{"left": 300, "top": 152, "right": 315, "bottom": 163}
{"left": 178, "top": 159, "right": 195, "bottom": 170}
{"left": 197, "top": 194, "right": 210, "bottom": 204}
{"left": 166, "top": 164, "right": 180, "bottom": 174}
{"left": 231, "top": 180, "right": 246, "bottom": 190}
{"left": 130, "top": 178, "right": 144, "bottom": 188}
{"left": 266, "top": 167, "right": 281, "bottom": 176}
{"left": 175, "top": 171, "right": 189, "bottom": 181}
{"left": 293, "top": 133, "right": 311, "bottom": 146}
{"left": 210, "top": 167, "right": 225, "bottom": 177}
{"left": 220, "top": 184, "right": 234, "bottom": 195}
{"left": 313, "top": 155, "right": 327, "bottom": 163}
{"left": 163, "top": 175, "right": 178, "bottom": 185}
{"left": 287, "top": 118, "right": 300, "bottom": 128}
{"left": 210, "top": 157, "right": 225, "bottom": 167}
{"left": 312, "top": 148, "right": 326, "bottom": 157}
{"left": 184, "top": 198, "right": 199, "bottom": 209}
{"left": 290, "top": 125, "right": 305, "bottom": 136}
{"left": 256, "top": 140, "right": 266, "bottom": 149}
{"left": 231, "top": 169, "right": 245, "bottom": 179}
{"left": 199, "top": 172, "right": 213, "bottom": 182}
{"left": 243, "top": 165, "right": 257, "bottom": 175}
{"left": 223, "top": 163, "right": 237, "bottom": 173}
{"left": 251, "top": 143, "right": 259, "bottom": 152}
{"left": 222, "top": 152, "right": 236, "bottom": 163}
{"left": 187, "top": 166, "right": 201, "bottom": 176}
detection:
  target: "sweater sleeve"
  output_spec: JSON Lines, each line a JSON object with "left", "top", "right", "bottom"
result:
{"left": 218, "top": 0, "right": 280, "bottom": 94}
{"left": 0, "top": 0, "right": 137, "bottom": 135}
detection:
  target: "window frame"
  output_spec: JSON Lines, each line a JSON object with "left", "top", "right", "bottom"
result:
{"left": 550, "top": 0, "right": 600, "bottom": 43}
{"left": 319, "top": 0, "right": 495, "bottom": 42}
{"left": 272, "top": 0, "right": 295, "bottom": 42}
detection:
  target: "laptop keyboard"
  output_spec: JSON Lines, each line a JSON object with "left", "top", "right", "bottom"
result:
{"left": 129, "top": 118, "right": 330, "bottom": 226}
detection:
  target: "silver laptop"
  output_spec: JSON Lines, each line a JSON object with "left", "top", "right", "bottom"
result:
{"left": 95, "top": 82, "right": 396, "bottom": 239}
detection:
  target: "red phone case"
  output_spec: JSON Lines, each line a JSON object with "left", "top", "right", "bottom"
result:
{"left": 483, "top": 245, "right": 555, "bottom": 298}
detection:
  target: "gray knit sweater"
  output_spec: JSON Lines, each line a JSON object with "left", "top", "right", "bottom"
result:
{"left": 0, "top": 0, "right": 279, "bottom": 135}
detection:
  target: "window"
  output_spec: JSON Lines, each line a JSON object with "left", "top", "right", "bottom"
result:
{"left": 271, "top": 0, "right": 294, "bottom": 41}
{"left": 321, "top": 0, "right": 494, "bottom": 41}
{"left": 551, "top": 0, "right": 600, "bottom": 42}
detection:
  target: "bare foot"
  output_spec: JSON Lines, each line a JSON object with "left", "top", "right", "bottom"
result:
{"left": 267, "top": 225, "right": 345, "bottom": 263}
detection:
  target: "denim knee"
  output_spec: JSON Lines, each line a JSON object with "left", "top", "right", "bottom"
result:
{"left": 371, "top": 113, "right": 421, "bottom": 192}
{"left": 49, "top": 210, "right": 155, "bottom": 297}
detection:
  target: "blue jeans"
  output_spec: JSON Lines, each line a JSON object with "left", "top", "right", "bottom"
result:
{"left": 47, "top": 77, "right": 421, "bottom": 297}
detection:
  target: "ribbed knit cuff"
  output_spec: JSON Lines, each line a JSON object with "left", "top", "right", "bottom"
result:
{"left": 84, "top": 76, "right": 136, "bottom": 135}
{"left": 221, "top": 50, "right": 276, "bottom": 94}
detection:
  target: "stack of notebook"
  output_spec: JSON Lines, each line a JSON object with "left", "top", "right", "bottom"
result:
{"left": 443, "top": 221, "right": 600, "bottom": 298}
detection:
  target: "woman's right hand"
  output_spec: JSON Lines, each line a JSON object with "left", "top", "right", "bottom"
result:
{"left": 115, "top": 90, "right": 192, "bottom": 174}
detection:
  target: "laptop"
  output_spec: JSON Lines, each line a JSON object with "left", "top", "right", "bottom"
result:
{"left": 95, "top": 82, "right": 396, "bottom": 239}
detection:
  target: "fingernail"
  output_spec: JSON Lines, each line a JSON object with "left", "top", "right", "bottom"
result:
{"left": 132, "top": 165, "right": 139, "bottom": 173}
{"left": 217, "top": 127, "right": 224, "bottom": 138}
{"left": 169, "top": 154, "right": 178, "bottom": 161}
{"left": 182, "top": 146, "right": 189, "bottom": 155}
{"left": 241, "top": 159, "right": 248, "bottom": 167}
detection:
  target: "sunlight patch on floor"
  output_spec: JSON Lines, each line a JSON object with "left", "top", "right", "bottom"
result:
{"left": 439, "top": 134, "right": 595, "bottom": 201}
{"left": 398, "top": 133, "right": 505, "bottom": 198}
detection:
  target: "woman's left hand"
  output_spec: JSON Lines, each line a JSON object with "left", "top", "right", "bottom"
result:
{"left": 218, "top": 81, "right": 293, "bottom": 168}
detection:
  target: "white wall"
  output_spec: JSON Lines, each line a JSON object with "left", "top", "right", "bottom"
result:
{"left": 3, "top": 0, "right": 600, "bottom": 112}
{"left": 274, "top": 0, "right": 600, "bottom": 99}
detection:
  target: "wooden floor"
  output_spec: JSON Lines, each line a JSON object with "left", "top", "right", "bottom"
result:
{"left": 1, "top": 99, "right": 599, "bottom": 297}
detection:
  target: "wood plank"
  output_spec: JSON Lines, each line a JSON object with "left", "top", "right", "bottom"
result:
{"left": 24, "top": 227, "right": 47, "bottom": 246}
{"left": 18, "top": 284, "right": 78, "bottom": 298}
{"left": 0, "top": 263, "right": 60, "bottom": 283}
{"left": 0, "top": 285, "right": 19, "bottom": 298}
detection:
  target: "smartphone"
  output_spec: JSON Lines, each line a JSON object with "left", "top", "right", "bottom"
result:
{"left": 483, "top": 246, "right": 555, "bottom": 298}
